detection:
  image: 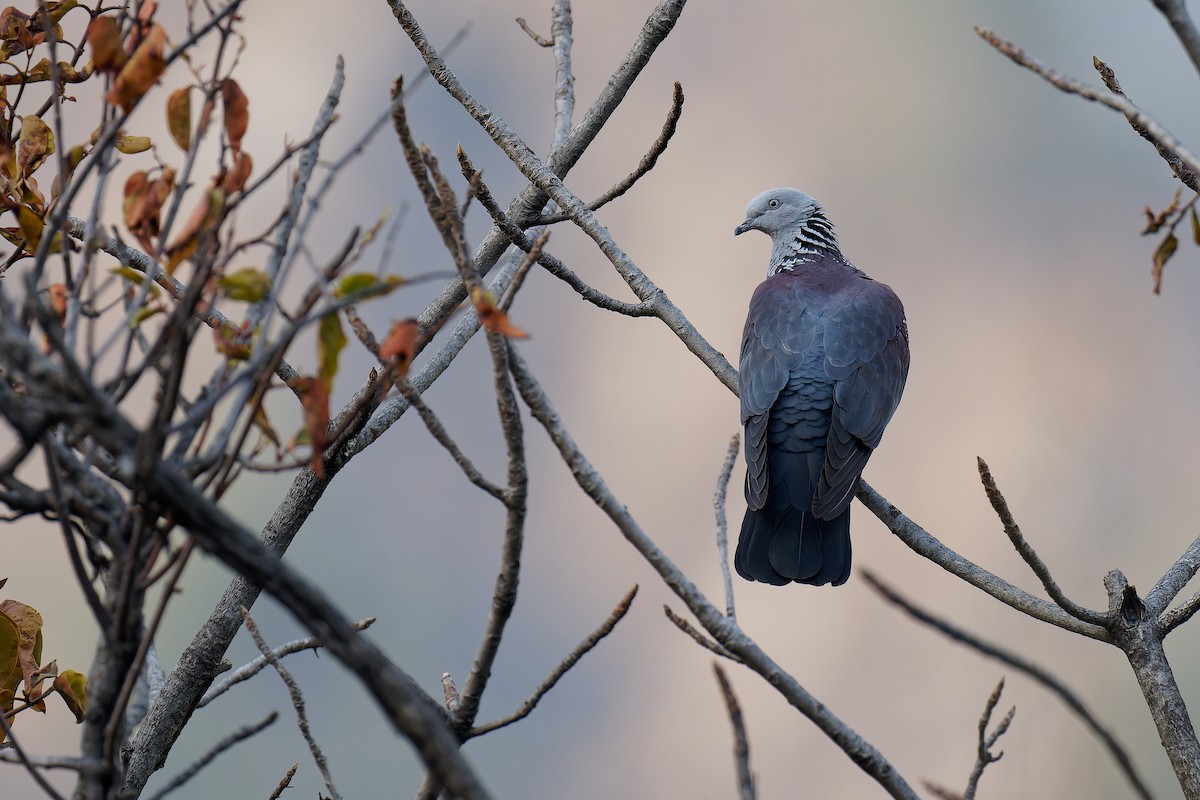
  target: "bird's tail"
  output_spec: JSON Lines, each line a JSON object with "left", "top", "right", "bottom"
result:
{"left": 734, "top": 450, "right": 852, "bottom": 586}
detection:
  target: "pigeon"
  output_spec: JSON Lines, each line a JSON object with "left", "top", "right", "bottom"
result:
{"left": 734, "top": 188, "right": 909, "bottom": 586}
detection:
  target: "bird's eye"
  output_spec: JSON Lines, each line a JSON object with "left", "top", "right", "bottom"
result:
{"left": 767, "top": 199, "right": 780, "bottom": 209}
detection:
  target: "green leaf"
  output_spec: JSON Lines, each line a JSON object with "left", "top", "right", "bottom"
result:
{"left": 53, "top": 670, "right": 87, "bottom": 723}
{"left": 217, "top": 267, "right": 271, "bottom": 303}
{"left": 1190, "top": 205, "right": 1200, "bottom": 246}
{"left": 114, "top": 133, "right": 152, "bottom": 154}
{"left": 109, "top": 266, "right": 161, "bottom": 298}
{"left": 317, "top": 312, "right": 346, "bottom": 391}
{"left": 335, "top": 272, "right": 378, "bottom": 297}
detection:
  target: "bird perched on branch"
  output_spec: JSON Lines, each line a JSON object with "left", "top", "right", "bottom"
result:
{"left": 734, "top": 188, "right": 909, "bottom": 586}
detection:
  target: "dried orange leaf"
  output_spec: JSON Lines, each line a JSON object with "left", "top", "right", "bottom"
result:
{"left": 53, "top": 670, "right": 87, "bottom": 723}
{"left": 48, "top": 283, "right": 67, "bottom": 321}
{"left": 166, "top": 86, "right": 191, "bottom": 152}
{"left": 165, "top": 185, "right": 225, "bottom": 271}
{"left": 85, "top": 16, "right": 124, "bottom": 74}
{"left": 470, "top": 285, "right": 528, "bottom": 338}
{"left": 217, "top": 267, "right": 271, "bottom": 303}
{"left": 317, "top": 311, "right": 345, "bottom": 391}
{"left": 106, "top": 23, "right": 165, "bottom": 112}
{"left": 114, "top": 133, "right": 152, "bottom": 154}
{"left": 221, "top": 78, "right": 248, "bottom": 152}
{"left": 220, "top": 151, "right": 252, "bottom": 194}
{"left": 379, "top": 318, "right": 419, "bottom": 376}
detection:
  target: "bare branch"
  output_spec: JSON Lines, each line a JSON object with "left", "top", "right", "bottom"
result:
{"left": 965, "top": 680, "right": 1014, "bottom": 800}
{"left": 1092, "top": 56, "right": 1199, "bottom": 192}
{"left": 469, "top": 585, "right": 638, "bottom": 738}
{"left": 142, "top": 711, "right": 279, "bottom": 800}
{"left": 198, "top": 618, "right": 376, "bottom": 708}
{"left": 713, "top": 664, "right": 756, "bottom": 800}
{"left": 1105, "top": 570, "right": 1200, "bottom": 796}
{"left": 243, "top": 613, "right": 340, "bottom": 800}
{"left": 975, "top": 28, "right": 1200, "bottom": 186}
{"left": 266, "top": 763, "right": 299, "bottom": 800}
{"left": 714, "top": 432, "right": 740, "bottom": 621}
{"left": 515, "top": 16, "right": 553, "bottom": 47}
{"left": 663, "top": 605, "right": 741, "bottom": 662}
{"left": 456, "top": 149, "right": 653, "bottom": 317}
{"left": 977, "top": 457, "right": 1108, "bottom": 626}
{"left": 0, "top": 713, "right": 68, "bottom": 800}
{"left": 535, "top": 81, "right": 684, "bottom": 225}
{"left": 862, "top": 571, "right": 1154, "bottom": 800}
{"left": 394, "top": 379, "right": 507, "bottom": 503}
{"left": 856, "top": 480, "right": 1109, "bottom": 640}
{"left": 1146, "top": 530, "right": 1200, "bottom": 617}
{"left": 550, "top": 0, "right": 575, "bottom": 144}
{"left": 1161, "top": 589, "right": 1200, "bottom": 635}
{"left": 1150, "top": 0, "right": 1200, "bottom": 80}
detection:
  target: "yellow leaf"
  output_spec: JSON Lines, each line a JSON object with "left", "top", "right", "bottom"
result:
{"left": 53, "top": 670, "right": 87, "bottom": 723}
{"left": 217, "top": 267, "right": 271, "bottom": 303}
{"left": 16, "top": 204, "right": 42, "bottom": 251}
{"left": 115, "top": 133, "right": 152, "bottom": 154}
{"left": 109, "top": 265, "right": 161, "bottom": 298}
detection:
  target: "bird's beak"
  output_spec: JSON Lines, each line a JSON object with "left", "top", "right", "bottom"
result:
{"left": 734, "top": 219, "right": 754, "bottom": 236}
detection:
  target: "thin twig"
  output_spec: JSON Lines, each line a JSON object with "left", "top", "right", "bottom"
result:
{"left": 713, "top": 663, "right": 756, "bottom": 800}
{"left": 977, "top": 457, "right": 1108, "bottom": 626}
{"left": 0, "top": 713, "right": 68, "bottom": 800}
{"left": 856, "top": 480, "right": 1109, "bottom": 640}
{"left": 663, "top": 605, "right": 740, "bottom": 662}
{"left": 862, "top": 570, "right": 1154, "bottom": 800}
{"left": 714, "top": 432, "right": 739, "bottom": 621}
{"left": 1150, "top": 0, "right": 1200, "bottom": 80}
{"left": 198, "top": 618, "right": 376, "bottom": 708}
{"left": 456, "top": 149, "right": 653, "bottom": 317}
{"left": 976, "top": 28, "right": 1200, "bottom": 183}
{"left": 962, "top": 680, "right": 1014, "bottom": 800}
{"left": 535, "top": 81, "right": 684, "bottom": 225}
{"left": 395, "top": 379, "right": 507, "bottom": 502}
{"left": 469, "top": 585, "right": 638, "bottom": 737}
{"left": 266, "top": 763, "right": 299, "bottom": 800}
{"left": 142, "top": 711, "right": 279, "bottom": 800}
{"left": 1091, "top": 56, "right": 1199, "bottom": 192}
{"left": 1161, "top": 589, "right": 1200, "bottom": 635}
{"left": 243, "top": 612, "right": 340, "bottom": 800}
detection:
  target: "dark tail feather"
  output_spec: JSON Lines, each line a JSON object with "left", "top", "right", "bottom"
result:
{"left": 735, "top": 505, "right": 851, "bottom": 586}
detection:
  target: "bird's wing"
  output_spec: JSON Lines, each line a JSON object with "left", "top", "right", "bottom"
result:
{"left": 813, "top": 278, "right": 909, "bottom": 518}
{"left": 739, "top": 277, "right": 819, "bottom": 510}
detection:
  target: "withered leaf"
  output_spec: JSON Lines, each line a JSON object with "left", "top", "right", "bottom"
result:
{"left": 166, "top": 86, "right": 191, "bottom": 152}
{"left": 294, "top": 376, "right": 330, "bottom": 477}
{"left": 1152, "top": 232, "right": 1178, "bottom": 295}
{"left": 86, "top": 16, "right": 124, "bottom": 73}
{"left": 221, "top": 77, "right": 248, "bottom": 152}
{"left": 106, "top": 23, "right": 165, "bottom": 112}
{"left": 220, "top": 150, "right": 252, "bottom": 195}
{"left": 53, "top": 670, "right": 87, "bottom": 723}
{"left": 379, "top": 318, "right": 419, "bottom": 376}
{"left": 16, "top": 115, "right": 54, "bottom": 177}
{"left": 470, "top": 285, "right": 528, "bottom": 338}
{"left": 213, "top": 323, "right": 252, "bottom": 361}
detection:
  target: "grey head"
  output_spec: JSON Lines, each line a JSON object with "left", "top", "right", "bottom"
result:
{"left": 734, "top": 187, "right": 840, "bottom": 272}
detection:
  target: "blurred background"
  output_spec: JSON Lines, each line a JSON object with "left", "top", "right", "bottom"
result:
{"left": 7, "top": 0, "right": 1200, "bottom": 797}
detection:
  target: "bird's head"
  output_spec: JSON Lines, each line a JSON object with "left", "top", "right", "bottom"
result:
{"left": 734, "top": 187, "right": 829, "bottom": 239}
